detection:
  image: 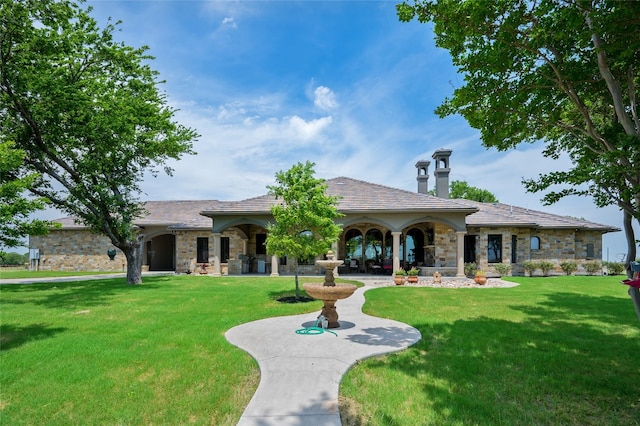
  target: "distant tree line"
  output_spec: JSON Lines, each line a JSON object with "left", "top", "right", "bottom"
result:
{"left": 0, "top": 252, "right": 28, "bottom": 266}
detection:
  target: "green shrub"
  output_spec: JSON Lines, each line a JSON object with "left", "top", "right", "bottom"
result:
{"left": 407, "top": 267, "right": 420, "bottom": 276}
{"left": 522, "top": 261, "right": 538, "bottom": 277}
{"left": 584, "top": 261, "right": 601, "bottom": 275}
{"left": 464, "top": 262, "right": 477, "bottom": 277}
{"left": 560, "top": 261, "right": 578, "bottom": 275}
{"left": 604, "top": 262, "right": 624, "bottom": 275}
{"left": 538, "top": 261, "right": 555, "bottom": 276}
{"left": 493, "top": 263, "right": 511, "bottom": 276}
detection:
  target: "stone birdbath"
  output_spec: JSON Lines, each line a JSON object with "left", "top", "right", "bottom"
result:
{"left": 302, "top": 251, "right": 357, "bottom": 328}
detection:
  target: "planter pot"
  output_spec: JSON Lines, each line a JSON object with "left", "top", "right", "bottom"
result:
{"left": 394, "top": 276, "right": 406, "bottom": 285}
{"left": 407, "top": 275, "right": 419, "bottom": 283}
{"left": 474, "top": 276, "right": 487, "bottom": 285}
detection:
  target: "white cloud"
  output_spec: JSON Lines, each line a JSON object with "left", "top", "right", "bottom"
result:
{"left": 314, "top": 86, "right": 338, "bottom": 111}
{"left": 288, "top": 115, "right": 333, "bottom": 140}
{"left": 222, "top": 17, "right": 237, "bottom": 29}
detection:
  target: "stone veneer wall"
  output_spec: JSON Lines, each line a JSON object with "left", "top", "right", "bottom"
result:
{"left": 30, "top": 226, "right": 605, "bottom": 276}
{"left": 469, "top": 227, "right": 603, "bottom": 276}
{"left": 30, "top": 230, "right": 125, "bottom": 272}
{"left": 433, "top": 223, "right": 457, "bottom": 268}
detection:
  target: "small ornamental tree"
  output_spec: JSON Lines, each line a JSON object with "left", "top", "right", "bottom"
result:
{"left": 265, "top": 161, "right": 343, "bottom": 301}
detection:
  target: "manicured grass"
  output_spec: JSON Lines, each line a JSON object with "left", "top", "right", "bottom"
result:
{"left": 3, "top": 275, "right": 639, "bottom": 425}
{"left": 340, "top": 276, "right": 640, "bottom": 425}
{"left": 0, "top": 270, "right": 123, "bottom": 279}
{"left": 0, "top": 275, "right": 347, "bottom": 425}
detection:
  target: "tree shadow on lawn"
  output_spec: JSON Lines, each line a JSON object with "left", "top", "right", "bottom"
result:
{"left": 344, "top": 292, "right": 640, "bottom": 425}
{"left": 0, "top": 323, "right": 67, "bottom": 351}
{"left": 0, "top": 276, "right": 167, "bottom": 310}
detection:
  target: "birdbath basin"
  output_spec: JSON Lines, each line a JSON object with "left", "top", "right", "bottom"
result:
{"left": 302, "top": 254, "right": 357, "bottom": 328}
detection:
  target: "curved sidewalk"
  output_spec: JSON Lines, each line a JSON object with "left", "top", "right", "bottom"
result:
{"left": 225, "top": 281, "right": 422, "bottom": 426}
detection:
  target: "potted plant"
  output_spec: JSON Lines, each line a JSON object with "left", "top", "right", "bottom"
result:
{"left": 394, "top": 269, "right": 407, "bottom": 285}
{"left": 474, "top": 269, "right": 487, "bottom": 285}
{"left": 407, "top": 267, "right": 420, "bottom": 283}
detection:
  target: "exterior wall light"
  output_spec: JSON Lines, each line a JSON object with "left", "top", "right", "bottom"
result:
{"left": 107, "top": 248, "right": 117, "bottom": 260}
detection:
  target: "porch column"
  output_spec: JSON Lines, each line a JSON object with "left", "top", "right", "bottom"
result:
{"left": 331, "top": 241, "right": 340, "bottom": 277}
{"left": 392, "top": 231, "right": 401, "bottom": 272}
{"left": 270, "top": 254, "right": 279, "bottom": 277}
{"left": 212, "top": 233, "right": 222, "bottom": 277}
{"left": 456, "top": 231, "right": 466, "bottom": 277}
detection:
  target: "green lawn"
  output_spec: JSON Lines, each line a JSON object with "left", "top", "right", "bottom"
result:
{"left": 0, "top": 275, "right": 335, "bottom": 425}
{"left": 1, "top": 275, "right": 638, "bottom": 425}
{"left": 340, "top": 276, "right": 640, "bottom": 425}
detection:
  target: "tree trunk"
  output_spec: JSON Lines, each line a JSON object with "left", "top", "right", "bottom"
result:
{"left": 123, "top": 236, "right": 144, "bottom": 285}
{"left": 623, "top": 209, "right": 637, "bottom": 277}
{"left": 294, "top": 257, "right": 300, "bottom": 300}
{"left": 622, "top": 210, "right": 640, "bottom": 322}
{"left": 629, "top": 288, "right": 640, "bottom": 323}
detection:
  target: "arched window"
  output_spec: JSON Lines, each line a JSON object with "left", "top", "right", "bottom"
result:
{"left": 364, "top": 229, "right": 383, "bottom": 263}
{"left": 530, "top": 236, "right": 540, "bottom": 250}
{"left": 344, "top": 229, "right": 363, "bottom": 264}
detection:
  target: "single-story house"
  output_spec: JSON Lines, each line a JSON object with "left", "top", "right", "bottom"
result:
{"left": 29, "top": 149, "right": 618, "bottom": 276}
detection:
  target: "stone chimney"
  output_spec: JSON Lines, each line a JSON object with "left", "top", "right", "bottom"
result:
{"left": 432, "top": 148, "right": 452, "bottom": 199}
{"left": 415, "top": 160, "right": 430, "bottom": 194}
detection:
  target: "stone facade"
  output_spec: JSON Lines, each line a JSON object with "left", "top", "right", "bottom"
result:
{"left": 433, "top": 223, "right": 457, "bottom": 268}
{"left": 30, "top": 230, "right": 125, "bottom": 272}
{"left": 467, "top": 227, "right": 604, "bottom": 276}
{"left": 29, "top": 223, "right": 606, "bottom": 276}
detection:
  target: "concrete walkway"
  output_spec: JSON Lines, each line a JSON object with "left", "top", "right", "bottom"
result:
{"left": 0, "top": 271, "right": 174, "bottom": 285}
{"left": 225, "top": 280, "right": 422, "bottom": 426}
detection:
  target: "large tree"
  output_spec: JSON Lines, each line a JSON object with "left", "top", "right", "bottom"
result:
{"left": 398, "top": 0, "right": 640, "bottom": 317}
{"left": 0, "top": 141, "right": 55, "bottom": 249}
{"left": 450, "top": 180, "right": 499, "bottom": 203}
{"left": 0, "top": 0, "right": 198, "bottom": 284}
{"left": 265, "top": 161, "right": 343, "bottom": 301}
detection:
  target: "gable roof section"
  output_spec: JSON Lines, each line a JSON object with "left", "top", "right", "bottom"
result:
{"left": 457, "top": 199, "right": 618, "bottom": 232}
{"left": 200, "top": 177, "right": 478, "bottom": 215}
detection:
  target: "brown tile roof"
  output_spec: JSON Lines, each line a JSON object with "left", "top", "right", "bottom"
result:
{"left": 201, "top": 177, "right": 478, "bottom": 215}
{"left": 456, "top": 199, "right": 618, "bottom": 232}
{"left": 48, "top": 177, "right": 617, "bottom": 233}
{"left": 52, "top": 200, "right": 219, "bottom": 229}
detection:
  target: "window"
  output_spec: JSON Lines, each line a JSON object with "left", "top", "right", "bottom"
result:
{"left": 488, "top": 234, "right": 502, "bottom": 263}
{"left": 511, "top": 235, "right": 518, "bottom": 263}
{"left": 256, "top": 233, "right": 267, "bottom": 255}
{"left": 221, "top": 237, "right": 230, "bottom": 263}
{"left": 197, "top": 237, "right": 209, "bottom": 263}
{"left": 586, "top": 243, "right": 594, "bottom": 259}
{"left": 530, "top": 236, "right": 540, "bottom": 250}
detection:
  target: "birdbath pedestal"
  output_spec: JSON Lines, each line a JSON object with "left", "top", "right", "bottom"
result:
{"left": 302, "top": 252, "right": 357, "bottom": 328}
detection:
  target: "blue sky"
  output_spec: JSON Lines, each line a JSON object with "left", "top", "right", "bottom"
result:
{"left": 37, "top": 1, "right": 632, "bottom": 261}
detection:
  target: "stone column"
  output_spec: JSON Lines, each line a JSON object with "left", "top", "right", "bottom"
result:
{"left": 270, "top": 254, "right": 279, "bottom": 277}
{"left": 212, "top": 233, "right": 222, "bottom": 277}
{"left": 456, "top": 231, "right": 466, "bottom": 277}
{"left": 392, "top": 231, "right": 402, "bottom": 272}
{"left": 331, "top": 241, "right": 340, "bottom": 277}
